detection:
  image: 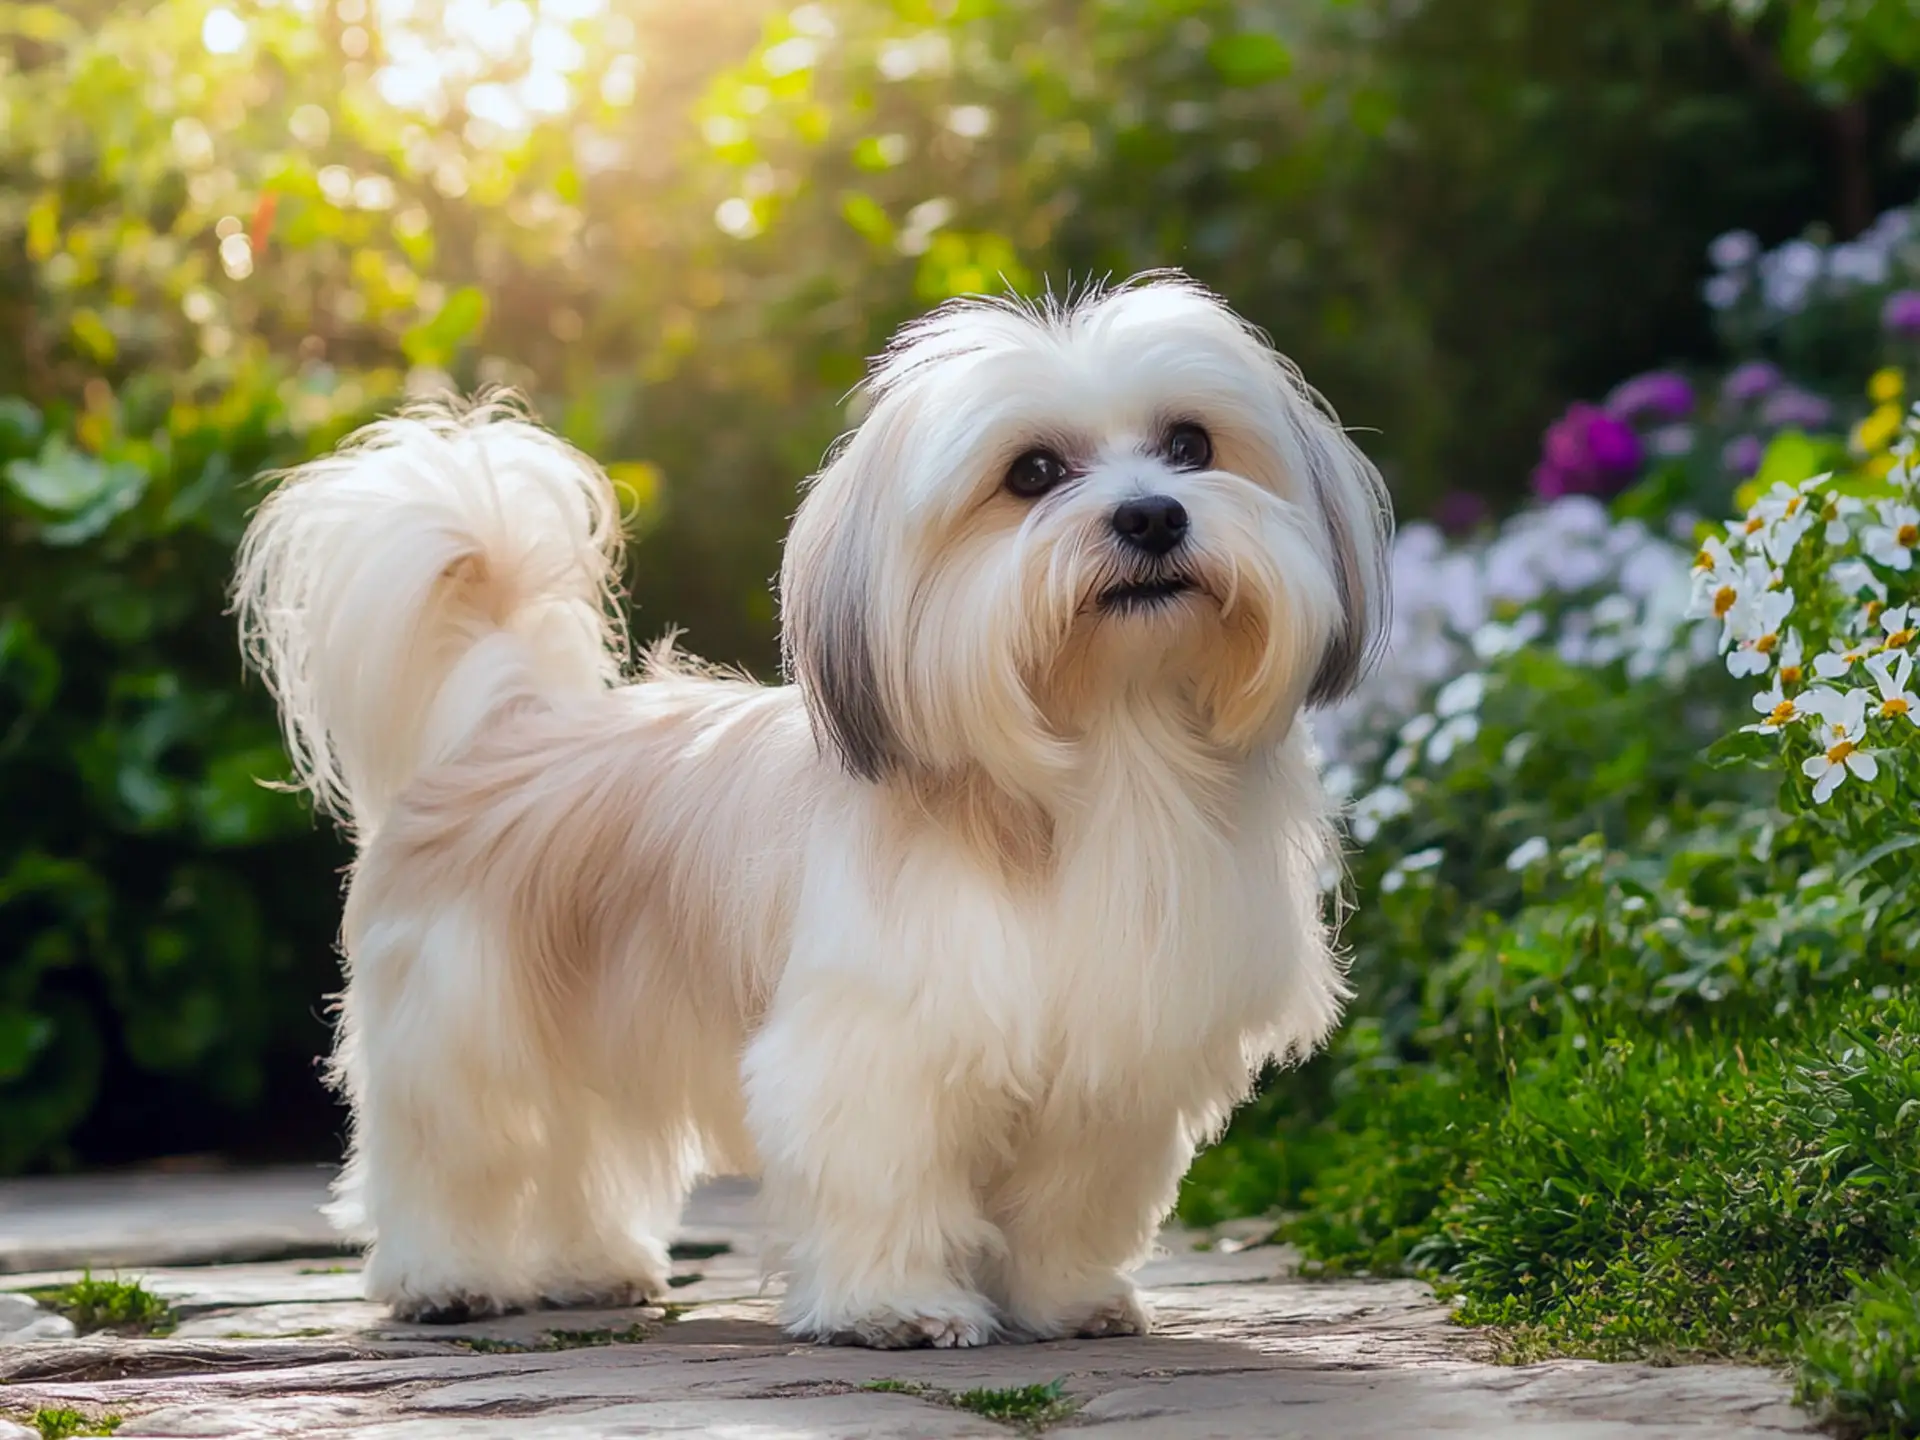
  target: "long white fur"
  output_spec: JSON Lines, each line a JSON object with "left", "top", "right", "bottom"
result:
{"left": 231, "top": 274, "right": 1391, "bottom": 1347}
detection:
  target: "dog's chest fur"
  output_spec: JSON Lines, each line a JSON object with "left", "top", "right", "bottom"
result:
{"left": 803, "top": 697, "right": 1318, "bottom": 1114}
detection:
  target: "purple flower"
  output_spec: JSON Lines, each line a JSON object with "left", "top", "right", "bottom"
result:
{"left": 1531, "top": 403, "right": 1645, "bottom": 501}
{"left": 1760, "top": 386, "right": 1834, "bottom": 431}
{"left": 1883, "top": 289, "right": 1920, "bottom": 337}
{"left": 1606, "top": 370, "right": 1695, "bottom": 422}
{"left": 1722, "top": 434, "right": 1764, "bottom": 479}
{"left": 1721, "top": 361, "right": 1782, "bottom": 405}
{"left": 1435, "top": 489, "right": 1489, "bottom": 535}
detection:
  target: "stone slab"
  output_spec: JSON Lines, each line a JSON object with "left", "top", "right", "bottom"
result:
{"left": 0, "top": 1168, "right": 1824, "bottom": 1438}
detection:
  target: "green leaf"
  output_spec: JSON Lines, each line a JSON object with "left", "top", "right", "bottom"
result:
{"left": 1208, "top": 32, "right": 1292, "bottom": 86}
{"left": 839, "top": 190, "right": 894, "bottom": 246}
{"left": 0, "top": 1008, "right": 52, "bottom": 1081}
{"left": 1753, "top": 429, "right": 1846, "bottom": 492}
{"left": 0, "top": 396, "right": 44, "bottom": 459}
{"left": 4, "top": 437, "right": 148, "bottom": 544}
{"left": 401, "top": 285, "right": 489, "bottom": 368}
{"left": 1838, "top": 833, "right": 1920, "bottom": 884}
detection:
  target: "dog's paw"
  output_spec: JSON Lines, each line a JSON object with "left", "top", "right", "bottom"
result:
{"left": 822, "top": 1293, "right": 998, "bottom": 1349}
{"left": 391, "top": 1292, "right": 525, "bottom": 1325}
{"left": 1073, "top": 1284, "right": 1151, "bottom": 1339}
{"left": 537, "top": 1276, "right": 663, "bottom": 1311}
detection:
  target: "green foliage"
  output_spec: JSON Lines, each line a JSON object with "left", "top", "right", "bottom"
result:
{"left": 947, "top": 1380, "right": 1078, "bottom": 1432}
{"left": 1710, "top": 0, "right": 1920, "bottom": 103}
{"left": 1800, "top": 1260, "right": 1920, "bottom": 1438}
{"left": 0, "top": 381, "right": 357, "bottom": 1169}
{"left": 0, "top": 0, "right": 1905, "bottom": 1187}
{"left": 29, "top": 1410, "right": 122, "bottom": 1440}
{"left": 1184, "top": 368, "right": 1920, "bottom": 1434}
{"left": 27, "top": 1273, "right": 174, "bottom": 1335}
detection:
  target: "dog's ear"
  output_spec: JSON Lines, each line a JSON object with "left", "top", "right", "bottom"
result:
{"left": 779, "top": 433, "right": 901, "bottom": 783}
{"left": 1287, "top": 377, "right": 1393, "bottom": 708}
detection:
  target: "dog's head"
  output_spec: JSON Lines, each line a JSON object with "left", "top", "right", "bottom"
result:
{"left": 780, "top": 273, "right": 1392, "bottom": 791}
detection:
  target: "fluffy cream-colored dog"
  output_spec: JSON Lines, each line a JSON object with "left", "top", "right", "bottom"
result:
{"left": 233, "top": 273, "right": 1391, "bottom": 1348}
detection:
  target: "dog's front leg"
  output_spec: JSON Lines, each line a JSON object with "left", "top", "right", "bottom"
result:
{"left": 741, "top": 840, "right": 1033, "bottom": 1348}
{"left": 743, "top": 971, "right": 1017, "bottom": 1347}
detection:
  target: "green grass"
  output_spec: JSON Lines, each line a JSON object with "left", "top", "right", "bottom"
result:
{"left": 1188, "top": 985, "right": 1920, "bottom": 1435}
{"left": 863, "top": 1379, "right": 1077, "bottom": 1433}
{"left": 24, "top": 1275, "right": 174, "bottom": 1336}
{"left": 949, "top": 1380, "right": 1078, "bottom": 1431}
{"left": 1798, "top": 1261, "right": 1920, "bottom": 1438}
{"left": 30, "top": 1410, "right": 122, "bottom": 1440}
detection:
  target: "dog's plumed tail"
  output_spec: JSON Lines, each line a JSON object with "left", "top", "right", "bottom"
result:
{"left": 232, "top": 396, "right": 627, "bottom": 838}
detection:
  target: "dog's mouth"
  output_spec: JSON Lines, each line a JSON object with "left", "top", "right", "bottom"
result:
{"left": 1097, "top": 575, "right": 1198, "bottom": 613}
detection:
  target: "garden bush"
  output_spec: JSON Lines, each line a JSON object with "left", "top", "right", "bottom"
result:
{"left": 1183, "top": 207, "right": 1920, "bottom": 1436}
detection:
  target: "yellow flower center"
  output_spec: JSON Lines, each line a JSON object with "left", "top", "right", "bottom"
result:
{"left": 1883, "top": 698, "right": 1909, "bottom": 718}
{"left": 1754, "top": 632, "right": 1778, "bottom": 654}
{"left": 1768, "top": 701, "right": 1796, "bottom": 725}
{"left": 1786, "top": 495, "right": 1805, "bottom": 517}
{"left": 1780, "top": 664, "right": 1802, "bottom": 685}
{"left": 1900, "top": 524, "right": 1919, "bottom": 548}
{"left": 1887, "top": 629, "right": 1916, "bottom": 649}
{"left": 1714, "top": 586, "right": 1738, "bottom": 617}
{"left": 1867, "top": 601, "right": 1886, "bottom": 625}
{"left": 1693, "top": 548, "right": 1712, "bottom": 571}
{"left": 1744, "top": 516, "right": 1766, "bottom": 535}
{"left": 1827, "top": 739, "right": 1856, "bottom": 764}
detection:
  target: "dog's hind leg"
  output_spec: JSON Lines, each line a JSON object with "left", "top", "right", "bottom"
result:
{"left": 332, "top": 904, "right": 574, "bottom": 1322}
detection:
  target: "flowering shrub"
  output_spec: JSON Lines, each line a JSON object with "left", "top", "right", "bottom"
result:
{"left": 1699, "top": 376, "right": 1920, "bottom": 826}
{"left": 1506, "top": 204, "right": 1920, "bottom": 536}
{"left": 1200, "top": 277, "right": 1920, "bottom": 1438}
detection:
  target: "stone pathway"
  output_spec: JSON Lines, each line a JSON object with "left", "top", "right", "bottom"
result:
{"left": 0, "top": 1168, "right": 1818, "bottom": 1438}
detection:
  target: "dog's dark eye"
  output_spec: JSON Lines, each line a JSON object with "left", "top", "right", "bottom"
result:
{"left": 1164, "top": 422, "right": 1213, "bottom": 471}
{"left": 1005, "top": 448, "right": 1070, "bottom": 499}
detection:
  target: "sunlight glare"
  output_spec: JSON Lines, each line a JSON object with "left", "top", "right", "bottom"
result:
{"left": 369, "top": 0, "right": 610, "bottom": 139}
{"left": 202, "top": 6, "right": 248, "bottom": 54}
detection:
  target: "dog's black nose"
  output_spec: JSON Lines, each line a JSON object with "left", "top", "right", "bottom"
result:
{"left": 1111, "top": 495, "right": 1189, "bottom": 556}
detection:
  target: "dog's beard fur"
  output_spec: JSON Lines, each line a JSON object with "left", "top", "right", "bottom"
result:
{"left": 231, "top": 273, "right": 1392, "bottom": 1346}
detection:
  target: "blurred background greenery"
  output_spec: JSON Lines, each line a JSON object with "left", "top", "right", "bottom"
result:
{"left": 1, "top": 0, "right": 1916, "bottom": 1172}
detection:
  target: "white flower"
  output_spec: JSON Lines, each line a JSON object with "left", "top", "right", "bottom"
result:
{"left": 1427, "top": 714, "right": 1479, "bottom": 764}
{"left": 1591, "top": 594, "right": 1638, "bottom": 629}
{"left": 1504, "top": 836, "right": 1550, "bottom": 871}
{"left": 1471, "top": 613, "right": 1545, "bottom": 661}
{"left": 1349, "top": 785, "right": 1412, "bottom": 842}
{"left": 1799, "top": 688, "right": 1878, "bottom": 802}
{"left": 1752, "top": 477, "right": 1824, "bottom": 563}
{"left": 1399, "top": 712, "right": 1438, "bottom": 745}
{"left": 1709, "top": 229, "right": 1760, "bottom": 270}
{"left": 1688, "top": 535, "right": 1738, "bottom": 609}
{"left": 1383, "top": 746, "right": 1418, "bottom": 781}
{"left": 1725, "top": 587, "right": 1794, "bottom": 677}
{"left": 1435, "top": 672, "right": 1487, "bottom": 718}
{"left": 1863, "top": 500, "right": 1920, "bottom": 571}
{"left": 1379, "top": 845, "right": 1444, "bottom": 895}
{"left": 1879, "top": 603, "right": 1917, "bottom": 651}
{"left": 1864, "top": 650, "right": 1919, "bottom": 726}
{"left": 1775, "top": 630, "right": 1807, "bottom": 687}
{"left": 1321, "top": 763, "right": 1358, "bottom": 801}
{"left": 1831, "top": 559, "right": 1888, "bottom": 605}
{"left": 1742, "top": 675, "right": 1806, "bottom": 735}
{"left": 1821, "top": 492, "right": 1864, "bottom": 544}
{"left": 1813, "top": 637, "right": 1875, "bottom": 680}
